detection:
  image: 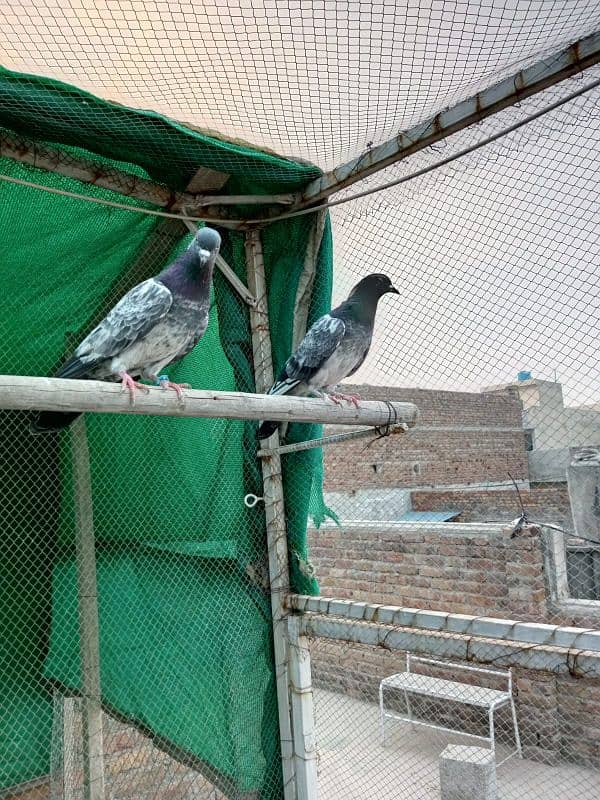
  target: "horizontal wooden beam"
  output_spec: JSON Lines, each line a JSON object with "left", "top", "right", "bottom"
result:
{"left": 0, "top": 131, "right": 297, "bottom": 226}
{"left": 1, "top": 375, "right": 419, "bottom": 427}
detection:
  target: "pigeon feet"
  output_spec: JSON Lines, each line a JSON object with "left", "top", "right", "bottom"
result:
{"left": 157, "top": 375, "right": 190, "bottom": 405}
{"left": 119, "top": 371, "right": 150, "bottom": 405}
{"left": 327, "top": 391, "right": 362, "bottom": 408}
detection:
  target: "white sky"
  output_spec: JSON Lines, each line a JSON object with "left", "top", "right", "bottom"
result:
{"left": 0, "top": 1, "right": 598, "bottom": 404}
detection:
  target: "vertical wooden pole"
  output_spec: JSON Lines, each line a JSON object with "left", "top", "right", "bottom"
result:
{"left": 71, "top": 416, "right": 105, "bottom": 800}
{"left": 287, "top": 616, "right": 319, "bottom": 799}
{"left": 245, "top": 229, "right": 296, "bottom": 800}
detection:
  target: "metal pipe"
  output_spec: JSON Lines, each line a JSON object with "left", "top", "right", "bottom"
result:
{"left": 257, "top": 423, "right": 409, "bottom": 457}
{"left": 288, "top": 595, "right": 600, "bottom": 653}
{"left": 297, "top": 613, "right": 600, "bottom": 677}
{"left": 257, "top": 422, "right": 523, "bottom": 457}
{"left": 298, "top": 31, "right": 600, "bottom": 206}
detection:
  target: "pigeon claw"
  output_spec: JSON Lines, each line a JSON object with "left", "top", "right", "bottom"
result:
{"left": 158, "top": 375, "right": 190, "bottom": 405}
{"left": 119, "top": 371, "right": 150, "bottom": 405}
{"left": 327, "top": 391, "right": 362, "bottom": 408}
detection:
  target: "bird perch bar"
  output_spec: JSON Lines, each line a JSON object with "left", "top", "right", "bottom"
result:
{"left": 0, "top": 375, "right": 419, "bottom": 427}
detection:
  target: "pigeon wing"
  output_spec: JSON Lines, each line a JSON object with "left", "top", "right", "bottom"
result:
{"left": 58, "top": 278, "right": 173, "bottom": 379}
{"left": 270, "top": 314, "right": 345, "bottom": 394}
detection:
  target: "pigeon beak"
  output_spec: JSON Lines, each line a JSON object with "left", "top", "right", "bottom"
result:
{"left": 388, "top": 286, "right": 400, "bottom": 295}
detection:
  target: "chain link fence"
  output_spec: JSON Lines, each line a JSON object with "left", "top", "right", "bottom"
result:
{"left": 0, "top": 2, "right": 599, "bottom": 800}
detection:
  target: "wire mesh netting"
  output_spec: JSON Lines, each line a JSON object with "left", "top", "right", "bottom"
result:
{"left": 1, "top": 0, "right": 600, "bottom": 166}
{"left": 0, "top": 2, "right": 599, "bottom": 800}
{"left": 0, "top": 143, "right": 330, "bottom": 798}
{"left": 301, "top": 58, "right": 600, "bottom": 800}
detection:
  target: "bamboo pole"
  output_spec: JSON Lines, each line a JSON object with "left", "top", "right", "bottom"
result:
{"left": 0, "top": 375, "right": 419, "bottom": 428}
{"left": 71, "top": 416, "right": 105, "bottom": 800}
{"left": 245, "top": 229, "right": 296, "bottom": 800}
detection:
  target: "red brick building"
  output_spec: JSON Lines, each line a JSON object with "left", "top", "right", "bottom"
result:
{"left": 323, "top": 383, "right": 574, "bottom": 532}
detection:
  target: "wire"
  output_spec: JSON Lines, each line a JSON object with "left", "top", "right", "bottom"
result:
{"left": 274, "top": 75, "right": 600, "bottom": 221}
{"left": 0, "top": 174, "right": 246, "bottom": 227}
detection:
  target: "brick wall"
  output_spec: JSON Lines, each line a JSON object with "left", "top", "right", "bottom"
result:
{"left": 307, "top": 521, "right": 600, "bottom": 768}
{"left": 324, "top": 384, "right": 528, "bottom": 491}
{"left": 10, "top": 711, "right": 231, "bottom": 800}
{"left": 412, "top": 483, "right": 574, "bottom": 531}
{"left": 308, "top": 522, "right": 550, "bottom": 620}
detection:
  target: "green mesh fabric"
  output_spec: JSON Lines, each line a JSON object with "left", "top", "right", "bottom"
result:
{"left": 0, "top": 68, "right": 330, "bottom": 796}
{"left": 0, "top": 67, "right": 321, "bottom": 193}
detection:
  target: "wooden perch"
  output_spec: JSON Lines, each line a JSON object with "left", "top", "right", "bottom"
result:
{"left": 0, "top": 375, "right": 419, "bottom": 428}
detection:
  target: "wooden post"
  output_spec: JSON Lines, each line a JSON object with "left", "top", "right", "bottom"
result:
{"left": 245, "top": 229, "right": 296, "bottom": 800}
{"left": 287, "top": 616, "right": 319, "bottom": 800}
{"left": 71, "top": 416, "right": 105, "bottom": 800}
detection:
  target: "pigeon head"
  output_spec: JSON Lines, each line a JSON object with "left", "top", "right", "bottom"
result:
{"left": 159, "top": 226, "right": 221, "bottom": 297}
{"left": 192, "top": 227, "right": 222, "bottom": 264}
{"left": 348, "top": 273, "right": 399, "bottom": 302}
{"left": 341, "top": 273, "right": 399, "bottom": 324}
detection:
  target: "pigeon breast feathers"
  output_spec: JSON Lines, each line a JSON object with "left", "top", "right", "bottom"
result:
{"left": 58, "top": 279, "right": 173, "bottom": 379}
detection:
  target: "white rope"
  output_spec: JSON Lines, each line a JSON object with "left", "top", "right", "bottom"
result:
{"left": 0, "top": 173, "right": 243, "bottom": 226}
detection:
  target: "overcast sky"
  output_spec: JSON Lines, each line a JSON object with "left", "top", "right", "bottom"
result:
{"left": 332, "top": 75, "right": 600, "bottom": 407}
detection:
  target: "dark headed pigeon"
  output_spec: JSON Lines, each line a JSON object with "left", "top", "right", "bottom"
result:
{"left": 257, "top": 273, "right": 399, "bottom": 439}
{"left": 31, "top": 227, "right": 221, "bottom": 433}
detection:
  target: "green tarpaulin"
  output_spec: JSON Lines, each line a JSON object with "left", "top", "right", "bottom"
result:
{"left": 0, "top": 67, "right": 331, "bottom": 797}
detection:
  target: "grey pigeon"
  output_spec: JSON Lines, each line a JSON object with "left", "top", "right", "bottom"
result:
{"left": 31, "top": 227, "right": 221, "bottom": 433}
{"left": 257, "top": 273, "right": 399, "bottom": 439}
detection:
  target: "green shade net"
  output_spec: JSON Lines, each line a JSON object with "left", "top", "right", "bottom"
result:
{"left": 0, "top": 67, "right": 330, "bottom": 797}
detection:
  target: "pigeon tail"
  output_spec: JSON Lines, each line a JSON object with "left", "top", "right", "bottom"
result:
{"left": 257, "top": 375, "right": 301, "bottom": 440}
{"left": 30, "top": 410, "right": 82, "bottom": 434}
{"left": 257, "top": 419, "right": 280, "bottom": 440}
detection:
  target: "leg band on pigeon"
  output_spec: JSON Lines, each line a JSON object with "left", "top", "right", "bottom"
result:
{"left": 157, "top": 375, "right": 190, "bottom": 403}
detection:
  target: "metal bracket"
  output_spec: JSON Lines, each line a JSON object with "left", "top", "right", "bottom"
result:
{"left": 257, "top": 422, "right": 408, "bottom": 457}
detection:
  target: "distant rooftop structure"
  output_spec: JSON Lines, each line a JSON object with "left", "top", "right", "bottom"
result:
{"left": 485, "top": 375, "right": 600, "bottom": 482}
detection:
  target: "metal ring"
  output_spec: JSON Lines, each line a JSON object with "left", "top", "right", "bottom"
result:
{"left": 244, "top": 493, "right": 263, "bottom": 508}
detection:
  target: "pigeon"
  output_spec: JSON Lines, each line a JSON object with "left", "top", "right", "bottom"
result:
{"left": 257, "top": 273, "right": 399, "bottom": 439}
{"left": 30, "top": 226, "right": 221, "bottom": 433}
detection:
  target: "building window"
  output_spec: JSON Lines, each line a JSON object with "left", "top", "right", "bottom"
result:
{"left": 524, "top": 428, "right": 535, "bottom": 452}
{"left": 566, "top": 546, "right": 600, "bottom": 601}
{"left": 545, "top": 529, "right": 600, "bottom": 612}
